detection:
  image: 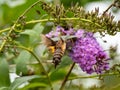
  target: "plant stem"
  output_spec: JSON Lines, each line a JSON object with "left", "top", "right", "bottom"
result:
{"left": 17, "top": 46, "right": 53, "bottom": 90}
{"left": 68, "top": 72, "right": 119, "bottom": 80}
{"left": 0, "top": 17, "right": 101, "bottom": 34}
{"left": 102, "top": 4, "right": 114, "bottom": 15}
{"left": 0, "top": 28, "right": 11, "bottom": 34}
{"left": 60, "top": 62, "right": 75, "bottom": 90}
{"left": 102, "top": 0, "right": 118, "bottom": 15}
{"left": 0, "top": 26, "right": 15, "bottom": 52}
{"left": 0, "top": 0, "right": 42, "bottom": 52}
{"left": 0, "top": 0, "right": 53, "bottom": 89}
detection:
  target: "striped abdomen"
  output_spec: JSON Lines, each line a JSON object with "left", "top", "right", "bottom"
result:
{"left": 52, "top": 47, "right": 64, "bottom": 68}
{"left": 52, "top": 37, "right": 66, "bottom": 68}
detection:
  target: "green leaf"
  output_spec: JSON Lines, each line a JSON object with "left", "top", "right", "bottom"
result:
{"left": 42, "top": 22, "right": 54, "bottom": 34}
{"left": 35, "top": 44, "right": 47, "bottom": 58}
{"left": 0, "top": 56, "right": 10, "bottom": 87}
{"left": 19, "top": 23, "right": 44, "bottom": 47}
{"left": 20, "top": 30, "right": 38, "bottom": 46}
{"left": 29, "top": 63, "right": 47, "bottom": 75}
{"left": 16, "top": 34, "right": 30, "bottom": 47}
{"left": 56, "top": 55, "right": 73, "bottom": 69}
{"left": 0, "top": 87, "right": 9, "bottom": 90}
{"left": 19, "top": 82, "right": 48, "bottom": 90}
{"left": 49, "top": 56, "right": 74, "bottom": 82}
{"left": 50, "top": 67, "right": 68, "bottom": 82}
{"left": 33, "top": 23, "right": 44, "bottom": 34}
{"left": 2, "top": 0, "right": 39, "bottom": 24}
{"left": 104, "top": 75, "right": 120, "bottom": 88}
{"left": 8, "top": 75, "right": 40, "bottom": 90}
{"left": 38, "top": 6, "right": 48, "bottom": 19}
{"left": 16, "top": 50, "right": 31, "bottom": 75}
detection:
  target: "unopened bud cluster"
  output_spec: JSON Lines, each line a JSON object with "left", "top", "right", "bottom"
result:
{"left": 41, "top": 3, "right": 120, "bottom": 35}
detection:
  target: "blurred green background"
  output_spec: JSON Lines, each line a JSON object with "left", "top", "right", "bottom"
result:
{"left": 1, "top": 0, "right": 120, "bottom": 90}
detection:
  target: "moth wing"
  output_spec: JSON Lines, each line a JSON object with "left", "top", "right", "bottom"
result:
{"left": 41, "top": 34, "right": 55, "bottom": 53}
{"left": 61, "top": 41, "right": 66, "bottom": 52}
{"left": 41, "top": 34, "right": 55, "bottom": 46}
{"left": 59, "top": 38, "right": 66, "bottom": 52}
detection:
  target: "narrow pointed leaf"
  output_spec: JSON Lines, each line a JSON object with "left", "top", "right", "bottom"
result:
{"left": 8, "top": 75, "right": 40, "bottom": 90}
{"left": 0, "top": 56, "right": 10, "bottom": 87}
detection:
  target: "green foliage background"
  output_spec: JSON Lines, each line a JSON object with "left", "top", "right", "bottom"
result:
{"left": 0, "top": 0, "right": 120, "bottom": 90}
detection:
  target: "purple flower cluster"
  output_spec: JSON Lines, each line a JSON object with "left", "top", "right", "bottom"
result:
{"left": 45, "top": 26, "right": 75, "bottom": 38}
{"left": 45, "top": 26, "right": 110, "bottom": 74}
{"left": 69, "top": 30, "right": 110, "bottom": 74}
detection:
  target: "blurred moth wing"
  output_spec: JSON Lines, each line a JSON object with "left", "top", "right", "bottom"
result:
{"left": 41, "top": 34, "right": 55, "bottom": 53}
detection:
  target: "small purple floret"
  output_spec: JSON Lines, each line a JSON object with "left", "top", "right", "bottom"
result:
{"left": 45, "top": 26, "right": 75, "bottom": 38}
